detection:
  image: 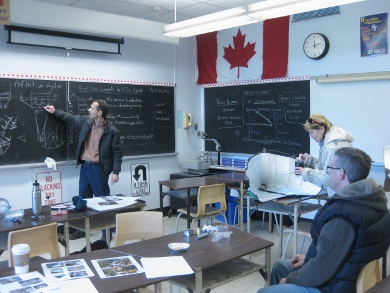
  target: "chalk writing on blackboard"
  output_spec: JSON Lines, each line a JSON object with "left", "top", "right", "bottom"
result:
{"left": 205, "top": 80, "right": 310, "bottom": 156}
{"left": 0, "top": 79, "right": 68, "bottom": 165}
{"left": 0, "top": 78, "right": 175, "bottom": 166}
{"left": 68, "top": 82, "right": 175, "bottom": 157}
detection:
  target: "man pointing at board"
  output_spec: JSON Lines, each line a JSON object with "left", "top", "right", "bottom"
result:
{"left": 44, "top": 100, "right": 122, "bottom": 239}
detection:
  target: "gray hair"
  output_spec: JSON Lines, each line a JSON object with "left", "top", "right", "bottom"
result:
{"left": 334, "top": 147, "right": 372, "bottom": 183}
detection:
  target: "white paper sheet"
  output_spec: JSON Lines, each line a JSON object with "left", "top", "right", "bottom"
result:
{"left": 141, "top": 256, "right": 194, "bottom": 279}
{"left": 85, "top": 196, "right": 139, "bottom": 211}
{"left": 51, "top": 278, "right": 98, "bottom": 293}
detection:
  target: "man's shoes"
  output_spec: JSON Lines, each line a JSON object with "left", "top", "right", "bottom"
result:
{"left": 69, "top": 230, "right": 86, "bottom": 240}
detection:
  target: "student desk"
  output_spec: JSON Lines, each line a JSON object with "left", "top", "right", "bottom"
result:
{"left": 0, "top": 205, "right": 87, "bottom": 256}
{"left": 159, "top": 175, "right": 247, "bottom": 230}
{"left": 112, "top": 226, "right": 274, "bottom": 293}
{"left": 246, "top": 192, "right": 327, "bottom": 256}
{"left": 67, "top": 200, "right": 145, "bottom": 251}
{"left": 0, "top": 249, "right": 167, "bottom": 293}
{"left": 0, "top": 201, "right": 145, "bottom": 256}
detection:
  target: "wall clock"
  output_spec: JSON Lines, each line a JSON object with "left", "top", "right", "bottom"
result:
{"left": 303, "top": 33, "right": 330, "bottom": 60}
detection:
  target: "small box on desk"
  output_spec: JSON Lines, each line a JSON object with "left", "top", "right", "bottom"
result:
{"left": 51, "top": 205, "right": 67, "bottom": 216}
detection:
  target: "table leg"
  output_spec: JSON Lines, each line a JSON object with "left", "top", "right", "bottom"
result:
{"left": 64, "top": 222, "right": 70, "bottom": 256}
{"left": 187, "top": 189, "right": 191, "bottom": 229}
{"left": 195, "top": 270, "right": 202, "bottom": 293}
{"left": 105, "top": 227, "right": 110, "bottom": 248}
{"left": 154, "top": 282, "right": 162, "bottom": 293}
{"left": 279, "top": 214, "right": 283, "bottom": 257}
{"left": 293, "top": 203, "right": 298, "bottom": 255}
{"left": 159, "top": 184, "right": 163, "bottom": 212}
{"left": 85, "top": 217, "right": 91, "bottom": 252}
{"left": 268, "top": 213, "right": 273, "bottom": 233}
{"left": 265, "top": 247, "right": 271, "bottom": 286}
{"left": 246, "top": 196, "right": 251, "bottom": 233}
{"left": 239, "top": 182, "right": 244, "bottom": 231}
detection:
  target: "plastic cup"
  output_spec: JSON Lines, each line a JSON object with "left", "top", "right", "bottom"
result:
{"left": 11, "top": 244, "right": 30, "bottom": 274}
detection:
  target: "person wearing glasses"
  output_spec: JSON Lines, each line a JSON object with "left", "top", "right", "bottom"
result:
{"left": 258, "top": 147, "right": 390, "bottom": 293}
{"left": 294, "top": 114, "right": 353, "bottom": 196}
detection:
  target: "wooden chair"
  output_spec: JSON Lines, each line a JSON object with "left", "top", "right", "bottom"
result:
{"left": 113, "top": 211, "right": 164, "bottom": 246}
{"left": 113, "top": 211, "right": 165, "bottom": 293}
{"left": 175, "top": 183, "right": 227, "bottom": 232}
{"left": 356, "top": 258, "right": 382, "bottom": 293}
{"left": 8, "top": 222, "right": 60, "bottom": 267}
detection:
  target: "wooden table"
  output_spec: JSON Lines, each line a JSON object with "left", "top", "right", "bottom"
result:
{"left": 0, "top": 201, "right": 145, "bottom": 255}
{"left": 67, "top": 200, "right": 145, "bottom": 251}
{"left": 112, "top": 226, "right": 273, "bottom": 293}
{"left": 0, "top": 249, "right": 167, "bottom": 293}
{"left": 247, "top": 192, "right": 326, "bottom": 256}
{"left": 159, "top": 173, "right": 248, "bottom": 230}
{"left": 0, "top": 205, "right": 88, "bottom": 256}
{"left": 159, "top": 177, "right": 227, "bottom": 229}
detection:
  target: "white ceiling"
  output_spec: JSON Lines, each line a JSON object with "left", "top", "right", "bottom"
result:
{"left": 31, "top": 0, "right": 262, "bottom": 24}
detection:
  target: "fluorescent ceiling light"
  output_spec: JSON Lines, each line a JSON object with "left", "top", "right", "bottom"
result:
{"left": 316, "top": 71, "right": 390, "bottom": 84}
{"left": 162, "top": 0, "right": 365, "bottom": 38}
{"left": 162, "top": 7, "right": 255, "bottom": 38}
{"left": 248, "top": 0, "right": 365, "bottom": 21}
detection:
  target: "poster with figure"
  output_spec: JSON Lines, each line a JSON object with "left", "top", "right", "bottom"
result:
{"left": 360, "top": 13, "right": 388, "bottom": 57}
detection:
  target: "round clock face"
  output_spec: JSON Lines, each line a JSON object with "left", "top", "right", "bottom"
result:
{"left": 303, "top": 33, "right": 330, "bottom": 60}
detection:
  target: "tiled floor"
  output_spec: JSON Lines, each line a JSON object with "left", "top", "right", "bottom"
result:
{"left": 1, "top": 215, "right": 389, "bottom": 293}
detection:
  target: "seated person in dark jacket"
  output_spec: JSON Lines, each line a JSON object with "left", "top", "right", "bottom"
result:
{"left": 258, "top": 147, "right": 390, "bottom": 293}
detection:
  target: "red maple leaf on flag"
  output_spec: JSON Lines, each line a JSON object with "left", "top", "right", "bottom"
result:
{"left": 223, "top": 29, "right": 257, "bottom": 79}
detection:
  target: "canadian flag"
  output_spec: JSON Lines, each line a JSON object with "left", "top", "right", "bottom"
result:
{"left": 196, "top": 16, "right": 289, "bottom": 84}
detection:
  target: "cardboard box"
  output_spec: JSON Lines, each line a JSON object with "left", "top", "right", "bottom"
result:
{"left": 51, "top": 205, "right": 67, "bottom": 216}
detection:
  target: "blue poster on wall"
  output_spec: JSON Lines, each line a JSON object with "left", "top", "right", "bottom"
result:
{"left": 360, "top": 13, "right": 388, "bottom": 57}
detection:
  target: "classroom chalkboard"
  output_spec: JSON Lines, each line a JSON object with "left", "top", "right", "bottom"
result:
{"left": 0, "top": 78, "right": 175, "bottom": 166}
{"left": 204, "top": 80, "right": 310, "bottom": 157}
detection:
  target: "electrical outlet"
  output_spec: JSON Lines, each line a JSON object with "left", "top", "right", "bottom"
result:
{"left": 194, "top": 123, "right": 198, "bottom": 131}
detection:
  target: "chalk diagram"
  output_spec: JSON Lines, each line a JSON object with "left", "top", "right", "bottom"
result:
{"left": 19, "top": 92, "right": 66, "bottom": 149}
{"left": 0, "top": 115, "right": 17, "bottom": 156}
{"left": 246, "top": 93, "right": 305, "bottom": 140}
{"left": 0, "top": 83, "right": 15, "bottom": 155}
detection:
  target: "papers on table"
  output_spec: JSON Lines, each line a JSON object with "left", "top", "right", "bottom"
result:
{"left": 85, "top": 196, "right": 140, "bottom": 211}
{"left": 0, "top": 271, "right": 58, "bottom": 293}
{"left": 141, "top": 256, "right": 194, "bottom": 278}
{"left": 51, "top": 278, "right": 98, "bottom": 293}
{"left": 41, "top": 259, "right": 94, "bottom": 282}
{"left": 91, "top": 255, "right": 144, "bottom": 278}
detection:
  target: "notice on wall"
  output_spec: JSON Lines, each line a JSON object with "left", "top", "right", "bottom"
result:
{"left": 360, "top": 13, "right": 388, "bottom": 57}
{"left": 0, "top": 0, "right": 10, "bottom": 25}
{"left": 36, "top": 171, "right": 63, "bottom": 205}
{"left": 130, "top": 163, "right": 150, "bottom": 196}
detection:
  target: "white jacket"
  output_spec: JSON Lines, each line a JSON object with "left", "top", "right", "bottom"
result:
{"left": 302, "top": 127, "right": 354, "bottom": 196}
